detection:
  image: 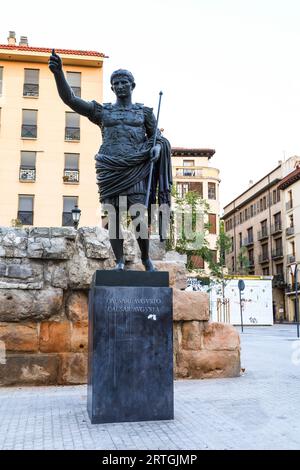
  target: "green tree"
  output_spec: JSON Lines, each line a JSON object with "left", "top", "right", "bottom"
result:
{"left": 237, "top": 246, "right": 250, "bottom": 275}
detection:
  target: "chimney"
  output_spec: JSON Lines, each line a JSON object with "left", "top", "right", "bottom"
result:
{"left": 248, "top": 179, "right": 253, "bottom": 187}
{"left": 7, "top": 31, "right": 16, "bottom": 46}
{"left": 19, "top": 36, "right": 28, "bottom": 46}
{"left": 278, "top": 160, "right": 283, "bottom": 166}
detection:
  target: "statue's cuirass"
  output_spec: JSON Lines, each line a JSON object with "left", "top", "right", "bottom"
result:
{"left": 100, "top": 103, "right": 147, "bottom": 156}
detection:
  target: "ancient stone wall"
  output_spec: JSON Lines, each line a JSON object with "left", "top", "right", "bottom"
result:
{"left": 0, "top": 227, "right": 240, "bottom": 385}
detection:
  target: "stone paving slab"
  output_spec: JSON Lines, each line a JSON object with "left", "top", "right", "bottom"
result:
{"left": 0, "top": 325, "right": 300, "bottom": 450}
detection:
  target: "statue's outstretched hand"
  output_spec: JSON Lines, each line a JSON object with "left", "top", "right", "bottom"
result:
{"left": 48, "top": 49, "right": 62, "bottom": 74}
{"left": 150, "top": 144, "right": 161, "bottom": 163}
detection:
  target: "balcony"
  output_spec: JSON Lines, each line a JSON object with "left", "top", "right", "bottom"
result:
{"left": 259, "top": 253, "right": 269, "bottom": 263}
{"left": 175, "top": 167, "right": 203, "bottom": 177}
{"left": 287, "top": 254, "right": 296, "bottom": 264}
{"left": 286, "top": 226, "right": 295, "bottom": 237}
{"left": 63, "top": 169, "right": 79, "bottom": 183}
{"left": 23, "top": 83, "right": 39, "bottom": 97}
{"left": 17, "top": 211, "right": 33, "bottom": 225}
{"left": 258, "top": 229, "right": 268, "bottom": 240}
{"left": 65, "top": 127, "right": 80, "bottom": 141}
{"left": 271, "top": 223, "right": 282, "bottom": 235}
{"left": 243, "top": 236, "right": 254, "bottom": 247}
{"left": 273, "top": 274, "right": 285, "bottom": 288}
{"left": 272, "top": 248, "right": 283, "bottom": 260}
{"left": 248, "top": 259, "right": 255, "bottom": 268}
{"left": 19, "top": 167, "right": 36, "bottom": 182}
{"left": 21, "top": 124, "right": 37, "bottom": 139}
{"left": 286, "top": 200, "right": 293, "bottom": 211}
{"left": 71, "top": 86, "right": 81, "bottom": 97}
{"left": 62, "top": 212, "right": 73, "bottom": 227}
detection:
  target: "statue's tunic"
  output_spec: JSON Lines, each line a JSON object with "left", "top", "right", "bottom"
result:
{"left": 88, "top": 101, "right": 158, "bottom": 205}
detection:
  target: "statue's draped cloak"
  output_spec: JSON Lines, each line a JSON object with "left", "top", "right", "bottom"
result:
{"left": 88, "top": 101, "right": 172, "bottom": 208}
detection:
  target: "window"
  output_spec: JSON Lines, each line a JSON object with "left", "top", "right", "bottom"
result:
{"left": 248, "top": 248, "right": 254, "bottom": 266}
{"left": 231, "top": 237, "right": 234, "bottom": 252}
{"left": 262, "top": 243, "right": 269, "bottom": 260}
{"left": 20, "top": 151, "right": 36, "bottom": 181}
{"left": 190, "top": 255, "right": 204, "bottom": 269}
{"left": 208, "top": 182, "right": 216, "bottom": 200}
{"left": 62, "top": 196, "right": 78, "bottom": 226}
{"left": 250, "top": 204, "right": 254, "bottom": 217}
{"left": 65, "top": 112, "right": 80, "bottom": 141}
{"left": 262, "top": 196, "right": 267, "bottom": 210}
{"left": 239, "top": 232, "right": 242, "bottom": 248}
{"left": 23, "top": 69, "right": 39, "bottom": 97}
{"left": 18, "top": 195, "right": 34, "bottom": 225}
{"left": 66, "top": 71, "right": 81, "bottom": 97}
{"left": 208, "top": 214, "right": 217, "bottom": 234}
{"left": 0, "top": 67, "right": 3, "bottom": 95}
{"left": 277, "top": 188, "right": 281, "bottom": 202}
{"left": 262, "top": 267, "right": 270, "bottom": 276}
{"left": 231, "top": 256, "right": 235, "bottom": 272}
{"left": 273, "top": 189, "right": 277, "bottom": 205}
{"left": 247, "top": 227, "right": 253, "bottom": 243}
{"left": 64, "top": 153, "right": 79, "bottom": 183}
{"left": 276, "top": 264, "right": 284, "bottom": 275}
{"left": 189, "top": 182, "right": 203, "bottom": 197}
{"left": 176, "top": 182, "right": 189, "bottom": 198}
{"left": 22, "top": 109, "right": 37, "bottom": 138}
{"left": 183, "top": 160, "right": 195, "bottom": 176}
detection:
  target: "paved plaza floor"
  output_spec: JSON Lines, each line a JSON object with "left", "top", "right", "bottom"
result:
{"left": 0, "top": 325, "right": 300, "bottom": 450}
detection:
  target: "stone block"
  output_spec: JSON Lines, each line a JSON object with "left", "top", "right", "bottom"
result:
{"left": 181, "top": 321, "right": 204, "bottom": 350}
{"left": 79, "top": 226, "right": 112, "bottom": 259}
{"left": 0, "top": 322, "right": 38, "bottom": 352}
{"left": 39, "top": 322, "right": 71, "bottom": 352}
{"left": 44, "top": 261, "right": 69, "bottom": 289}
{"left": 66, "top": 291, "right": 89, "bottom": 323}
{"left": 175, "top": 349, "right": 241, "bottom": 379}
{"left": 58, "top": 352, "right": 88, "bottom": 385}
{"left": 173, "top": 289, "right": 209, "bottom": 321}
{"left": 202, "top": 323, "right": 240, "bottom": 351}
{"left": 0, "top": 353, "right": 59, "bottom": 386}
{"left": 68, "top": 251, "right": 114, "bottom": 289}
{"left": 71, "top": 323, "right": 88, "bottom": 352}
{"left": 0, "top": 259, "right": 43, "bottom": 289}
{"left": 0, "top": 228, "right": 28, "bottom": 258}
{"left": 50, "top": 227, "right": 77, "bottom": 239}
{"left": 0, "top": 287, "right": 63, "bottom": 322}
{"left": 28, "top": 236, "right": 75, "bottom": 259}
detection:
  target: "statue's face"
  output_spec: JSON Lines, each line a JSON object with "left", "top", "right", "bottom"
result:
{"left": 111, "top": 76, "right": 134, "bottom": 98}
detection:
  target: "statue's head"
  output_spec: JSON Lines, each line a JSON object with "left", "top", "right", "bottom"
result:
{"left": 110, "top": 69, "right": 135, "bottom": 86}
{"left": 110, "top": 69, "right": 136, "bottom": 97}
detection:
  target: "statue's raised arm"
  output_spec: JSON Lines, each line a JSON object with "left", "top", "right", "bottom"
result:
{"left": 48, "top": 49, "right": 93, "bottom": 117}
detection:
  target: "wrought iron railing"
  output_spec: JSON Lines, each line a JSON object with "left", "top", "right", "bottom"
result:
{"left": 271, "top": 223, "right": 282, "bottom": 234}
{"left": 65, "top": 127, "right": 80, "bottom": 141}
{"left": 286, "top": 226, "right": 295, "bottom": 236}
{"left": 17, "top": 211, "right": 33, "bottom": 225}
{"left": 287, "top": 254, "right": 296, "bottom": 264}
{"left": 23, "top": 83, "right": 39, "bottom": 97}
{"left": 272, "top": 248, "right": 283, "bottom": 259}
{"left": 259, "top": 253, "right": 269, "bottom": 263}
{"left": 62, "top": 212, "right": 73, "bottom": 227}
{"left": 21, "top": 124, "right": 37, "bottom": 138}
{"left": 286, "top": 200, "right": 293, "bottom": 210}
{"left": 243, "top": 236, "right": 254, "bottom": 246}
{"left": 19, "top": 167, "right": 36, "bottom": 181}
{"left": 63, "top": 169, "right": 79, "bottom": 183}
{"left": 258, "top": 229, "right": 268, "bottom": 240}
{"left": 71, "top": 86, "right": 81, "bottom": 97}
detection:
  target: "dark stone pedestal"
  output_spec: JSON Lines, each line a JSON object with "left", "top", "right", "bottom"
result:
{"left": 87, "top": 270, "right": 173, "bottom": 424}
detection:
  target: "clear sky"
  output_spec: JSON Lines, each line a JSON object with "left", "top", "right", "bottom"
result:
{"left": 2, "top": 0, "right": 300, "bottom": 211}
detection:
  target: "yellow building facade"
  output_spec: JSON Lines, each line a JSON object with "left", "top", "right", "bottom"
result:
{"left": 0, "top": 32, "right": 106, "bottom": 227}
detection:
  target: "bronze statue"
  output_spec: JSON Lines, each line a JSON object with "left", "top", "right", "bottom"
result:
{"left": 49, "top": 50, "right": 172, "bottom": 271}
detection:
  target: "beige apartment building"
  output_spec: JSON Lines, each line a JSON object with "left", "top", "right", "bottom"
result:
{"left": 0, "top": 31, "right": 106, "bottom": 227}
{"left": 171, "top": 148, "right": 220, "bottom": 273}
{"left": 223, "top": 155, "right": 300, "bottom": 322}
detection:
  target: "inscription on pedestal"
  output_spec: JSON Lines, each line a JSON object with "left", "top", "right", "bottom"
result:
{"left": 87, "top": 271, "right": 173, "bottom": 424}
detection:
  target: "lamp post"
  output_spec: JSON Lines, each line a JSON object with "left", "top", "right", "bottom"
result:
{"left": 71, "top": 205, "right": 81, "bottom": 230}
{"left": 290, "top": 262, "right": 299, "bottom": 338}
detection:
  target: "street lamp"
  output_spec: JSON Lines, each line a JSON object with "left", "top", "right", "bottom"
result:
{"left": 71, "top": 205, "right": 81, "bottom": 230}
{"left": 290, "top": 262, "right": 299, "bottom": 338}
